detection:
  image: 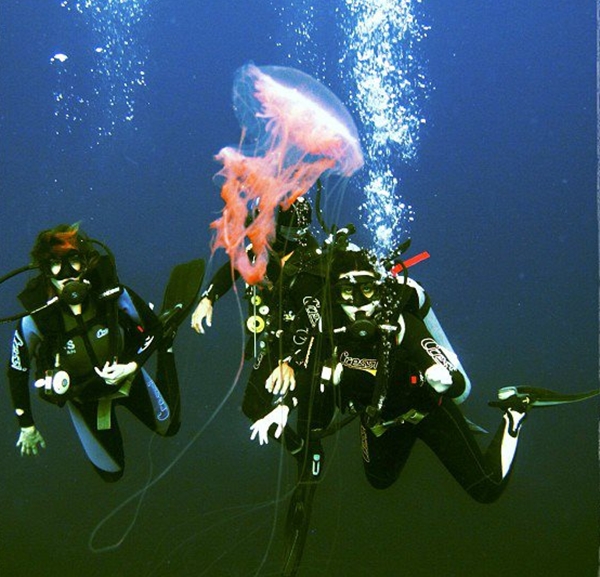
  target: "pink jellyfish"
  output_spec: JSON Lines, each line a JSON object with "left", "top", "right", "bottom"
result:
{"left": 210, "top": 63, "right": 364, "bottom": 285}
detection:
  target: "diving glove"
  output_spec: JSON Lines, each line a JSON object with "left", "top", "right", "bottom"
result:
{"left": 265, "top": 361, "right": 296, "bottom": 395}
{"left": 95, "top": 361, "right": 138, "bottom": 385}
{"left": 425, "top": 364, "right": 453, "bottom": 394}
{"left": 17, "top": 426, "right": 46, "bottom": 456}
{"left": 191, "top": 297, "right": 213, "bottom": 334}
{"left": 250, "top": 405, "right": 290, "bottom": 445}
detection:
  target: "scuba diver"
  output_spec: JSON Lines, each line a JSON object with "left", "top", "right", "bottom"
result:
{"left": 248, "top": 234, "right": 598, "bottom": 576}
{"left": 191, "top": 197, "right": 328, "bottom": 456}
{"left": 5, "top": 223, "right": 204, "bottom": 482}
{"left": 191, "top": 196, "right": 315, "bottom": 338}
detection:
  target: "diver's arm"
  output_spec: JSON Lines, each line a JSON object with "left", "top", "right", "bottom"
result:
{"left": 204, "top": 259, "right": 241, "bottom": 302}
{"left": 114, "top": 287, "right": 160, "bottom": 368}
{"left": 8, "top": 367, "right": 34, "bottom": 428}
{"left": 7, "top": 322, "right": 36, "bottom": 428}
{"left": 395, "top": 277, "right": 471, "bottom": 402}
{"left": 119, "top": 286, "right": 161, "bottom": 332}
{"left": 399, "top": 312, "right": 467, "bottom": 400}
{"left": 191, "top": 261, "right": 240, "bottom": 333}
{"left": 7, "top": 321, "right": 47, "bottom": 455}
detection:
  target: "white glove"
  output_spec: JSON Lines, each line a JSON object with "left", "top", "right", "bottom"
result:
{"left": 425, "top": 364, "right": 453, "bottom": 394}
{"left": 16, "top": 426, "right": 46, "bottom": 456}
{"left": 94, "top": 361, "right": 138, "bottom": 386}
{"left": 249, "top": 405, "right": 290, "bottom": 445}
{"left": 265, "top": 361, "right": 296, "bottom": 395}
{"left": 191, "top": 297, "right": 213, "bottom": 334}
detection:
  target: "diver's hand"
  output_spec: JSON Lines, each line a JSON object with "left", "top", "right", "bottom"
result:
{"left": 265, "top": 361, "right": 295, "bottom": 395}
{"left": 425, "top": 364, "right": 452, "bottom": 394}
{"left": 249, "top": 405, "right": 290, "bottom": 445}
{"left": 95, "top": 361, "right": 138, "bottom": 385}
{"left": 16, "top": 426, "right": 46, "bottom": 456}
{"left": 191, "top": 297, "right": 213, "bottom": 334}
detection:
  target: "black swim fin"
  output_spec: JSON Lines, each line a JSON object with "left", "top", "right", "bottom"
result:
{"left": 159, "top": 258, "right": 205, "bottom": 331}
{"left": 489, "top": 386, "right": 599, "bottom": 411}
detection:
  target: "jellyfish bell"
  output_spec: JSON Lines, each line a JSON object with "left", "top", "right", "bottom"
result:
{"left": 211, "top": 63, "right": 364, "bottom": 285}
{"left": 234, "top": 64, "right": 364, "bottom": 176}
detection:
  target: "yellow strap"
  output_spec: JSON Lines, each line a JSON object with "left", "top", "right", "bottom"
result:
{"left": 96, "top": 378, "right": 134, "bottom": 430}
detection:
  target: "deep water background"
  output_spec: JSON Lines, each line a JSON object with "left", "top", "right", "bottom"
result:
{"left": 0, "top": 2, "right": 597, "bottom": 576}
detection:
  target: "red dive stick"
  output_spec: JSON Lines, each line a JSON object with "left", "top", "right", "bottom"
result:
{"left": 390, "top": 251, "right": 431, "bottom": 276}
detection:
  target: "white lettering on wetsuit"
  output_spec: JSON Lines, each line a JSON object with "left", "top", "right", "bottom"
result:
{"left": 303, "top": 296, "right": 321, "bottom": 328}
{"left": 339, "top": 350, "right": 378, "bottom": 374}
{"left": 290, "top": 298, "right": 321, "bottom": 347}
{"left": 137, "top": 335, "right": 154, "bottom": 354}
{"left": 146, "top": 379, "right": 170, "bottom": 421}
{"left": 293, "top": 327, "right": 308, "bottom": 346}
{"left": 421, "top": 338, "right": 456, "bottom": 372}
{"left": 96, "top": 327, "right": 109, "bottom": 339}
{"left": 10, "top": 331, "right": 25, "bottom": 371}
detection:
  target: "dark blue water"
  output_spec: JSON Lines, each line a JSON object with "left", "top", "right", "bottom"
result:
{"left": 0, "top": 2, "right": 597, "bottom": 576}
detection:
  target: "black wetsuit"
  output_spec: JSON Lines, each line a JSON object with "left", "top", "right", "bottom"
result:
{"left": 202, "top": 235, "right": 326, "bottom": 415}
{"left": 278, "top": 272, "right": 518, "bottom": 503}
{"left": 7, "top": 278, "right": 180, "bottom": 483}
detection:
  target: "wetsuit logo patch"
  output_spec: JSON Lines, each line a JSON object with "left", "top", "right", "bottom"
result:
{"left": 146, "top": 378, "right": 170, "bottom": 421}
{"left": 293, "top": 327, "right": 309, "bottom": 346}
{"left": 96, "top": 327, "right": 109, "bottom": 339}
{"left": 421, "top": 338, "right": 456, "bottom": 372}
{"left": 360, "top": 424, "right": 370, "bottom": 463}
{"left": 137, "top": 335, "right": 154, "bottom": 354}
{"left": 302, "top": 296, "right": 321, "bottom": 328}
{"left": 339, "top": 350, "right": 378, "bottom": 375}
{"left": 10, "top": 331, "right": 25, "bottom": 371}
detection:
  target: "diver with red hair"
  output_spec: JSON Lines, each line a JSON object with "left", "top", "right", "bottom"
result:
{"left": 6, "top": 224, "right": 203, "bottom": 482}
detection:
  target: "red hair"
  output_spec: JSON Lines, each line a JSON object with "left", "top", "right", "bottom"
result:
{"left": 44, "top": 229, "right": 81, "bottom": 257}
{"left": 31, "top": 224, "right": 95, "bottom": 266}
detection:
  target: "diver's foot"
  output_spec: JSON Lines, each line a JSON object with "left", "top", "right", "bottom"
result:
{"left": 505, "top": 407, "right": 528, "bottom": 437}
{"left": 489, "top": 388, "right": 531, "bottom": 437}
{"left": 489, "top": 386, "right": 533, "bottom": 413}
{"left": 489, "top": 385, "right": 599, "bottom": 412}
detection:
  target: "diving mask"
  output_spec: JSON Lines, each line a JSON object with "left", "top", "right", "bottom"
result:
{"left": 47, "top": 252, "right": 87, "bottom": 280}
{"left": 335, "top": 271, "right": 381, "bottom": 335}
{"left": 47, "top": 251, "right": 91, "bottom": 305}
